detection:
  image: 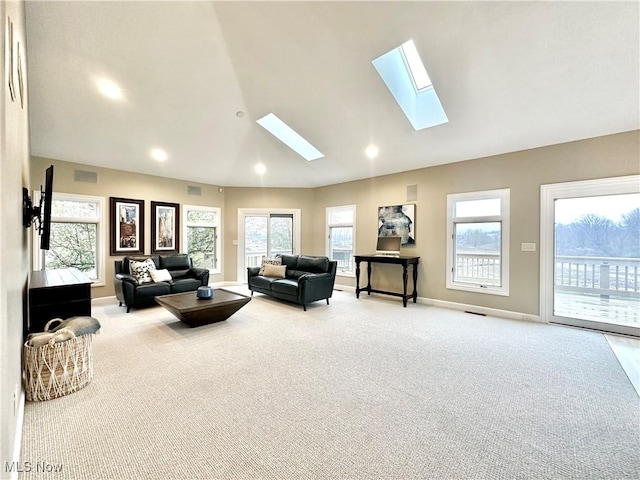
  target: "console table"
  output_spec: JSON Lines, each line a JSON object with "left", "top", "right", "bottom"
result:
{"left": 28, "top": 268, "right": 92, "bottom": 333}
{"left": 354, "top": 255, "right": 420, "bottom": 307}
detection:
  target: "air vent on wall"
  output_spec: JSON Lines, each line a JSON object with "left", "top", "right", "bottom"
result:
{"left": 407, "top": 184, "right": 417, "bottom": 202}
{"left": 187, "top": 186, "right": 202, "bottom": 196}
{"left": 74, "top": 169, "right": 98, "bottom": 183}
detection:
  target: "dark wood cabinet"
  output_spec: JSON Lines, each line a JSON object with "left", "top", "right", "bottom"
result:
{"left": 28, "top": 268, "right": 92, "bottom": 333}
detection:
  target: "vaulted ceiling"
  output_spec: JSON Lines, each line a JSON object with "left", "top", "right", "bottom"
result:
{"left": 25, "top": 1, "right": 639, "bottom": 188}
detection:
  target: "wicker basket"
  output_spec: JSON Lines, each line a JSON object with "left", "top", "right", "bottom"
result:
{"left": 23, "top": 328, "right": 94, "bottom": 402}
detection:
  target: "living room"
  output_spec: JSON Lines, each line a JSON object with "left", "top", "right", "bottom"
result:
{"left": 2, "top": 1, "right": 639, "bottom": 479}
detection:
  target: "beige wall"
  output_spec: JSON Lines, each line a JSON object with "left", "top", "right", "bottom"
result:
{"left": 1, "top": 0, "right": 31, "bottom": 471}
{"left": 30, "top": 157, "right": 225, "bottom": 299}
{"left": 222, "top": 187, "right": 317, "bottom": 282}
{"left": 314, "top": 130, "right": 640, "bottom": 316}
{"left": 30, "top": 130, "right": 639, "bottom": 317}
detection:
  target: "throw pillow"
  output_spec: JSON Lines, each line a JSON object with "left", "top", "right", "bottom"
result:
{"left": 149, "top": 269, "right": 172, "bottom": 282}
{"left": 129, "top": 258, "right": 156, "bottom": 283}
{"left": 262, "top": 263, "right": 286, "bottom": 278}
{"left": 259, "top": 256, "right": 282, "bottom": 275}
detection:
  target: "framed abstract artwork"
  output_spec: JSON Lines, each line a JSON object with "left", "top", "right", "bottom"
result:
{"left": 151, "top": 201, "right": 180, "bottom": 254}
{"left": 110, "top": 197, "right": 145, "bottom": 255}
{"left": 378, "top": 204, "right": 416, "bottom": 245}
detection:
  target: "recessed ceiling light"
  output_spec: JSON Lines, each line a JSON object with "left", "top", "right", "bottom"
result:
{"left": 150, "top": 148, "right": 168, "bottom": 162}
{"left": 96, "top": 77, "right": 123, "bottom": 100}
{"left": 236, "top": 111, "right": 245, "bottom": 118}
{"left": 365, "top": 144, "right": 379, "bottom": 159}
{"left": 255, "top": 163, "right": 267, "bottom": 175}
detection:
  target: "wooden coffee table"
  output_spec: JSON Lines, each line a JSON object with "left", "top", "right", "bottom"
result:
{"left": 155, "top": 289, "right": 251, "bottom": 327}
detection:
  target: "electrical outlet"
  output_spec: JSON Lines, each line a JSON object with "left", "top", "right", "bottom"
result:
{"left": 521, "top": 242, "right": 536, "bottom": 252}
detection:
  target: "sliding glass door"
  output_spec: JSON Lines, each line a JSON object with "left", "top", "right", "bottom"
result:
{"left": 541, "top": 177, "right": 640, "bottom": 337}
{"left": 237, "top": 209, "right": 300, "bottom": 282}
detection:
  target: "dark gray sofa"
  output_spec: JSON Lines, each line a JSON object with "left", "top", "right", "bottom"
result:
{"left": 114, "top": 254, "right": 209, "bottom": 312}
{"left": 247, "top": 254, "right": 337, "bottom": 311}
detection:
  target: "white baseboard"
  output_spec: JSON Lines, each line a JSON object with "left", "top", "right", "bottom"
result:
{"left": 334, "top": 283, "right": 355, "bottom": 293}
{"left": 418, "top": 296, "right": 543, "bottom": 323}
{"left": 7, "top": 390, "right": 25, "bottom": 480}
{"left": 332, "top": 284, "right": 542, "bottom": 324}
{"left": 94, "top": 286, "right": 542, "bottom": 324}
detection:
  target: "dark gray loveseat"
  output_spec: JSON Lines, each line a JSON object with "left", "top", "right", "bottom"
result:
{"left": 247, "top": 254, "right": 337, "bottom": 311}
{"left": 114, "top": 254, "right": 209, "bottom": 312}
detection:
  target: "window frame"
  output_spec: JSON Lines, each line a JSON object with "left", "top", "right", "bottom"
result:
{"left": 237, "top": 208, "right": 301, "bottom": 282}
{"left": 326, "top": 204, "right": 356, "bottom": 277}
{"left": 33, "top": 191, "right": 106, "bottom": 287}
{"left": 182, "top": 204, "right": 222, "bottom": 275}
{"left": 446, "top": 189, "right": 510, "bottom": 296}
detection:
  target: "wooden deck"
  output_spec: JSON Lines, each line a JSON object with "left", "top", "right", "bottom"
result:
{"left": 554, "top": 291, "right": 640, "bottom": 327}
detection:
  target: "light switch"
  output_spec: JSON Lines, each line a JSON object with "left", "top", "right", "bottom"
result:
{"left": 521, "top": 242, "right": 536, "bottom": 252}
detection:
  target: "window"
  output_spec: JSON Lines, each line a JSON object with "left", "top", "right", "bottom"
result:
{"left": 237, "top": 208, "right": 301, "bottom": 282}
{"left": 183, "top": 205, "right": 221, "bottom": 274}
{"left": 34, "top": 192, "right": 105, "bottom": 286}
{"left": 540, "top": 175, "right": 640, "bottom": 337}
{"left": 326, "top": 205, "right": 356, "bottom": 276}
{"left": 446, "top": 189, "right": 510, "bottom": 295}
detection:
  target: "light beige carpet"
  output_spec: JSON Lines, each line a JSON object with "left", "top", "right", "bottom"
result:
{"left": 19, "top": 290, "right": 640, "bottom": 479}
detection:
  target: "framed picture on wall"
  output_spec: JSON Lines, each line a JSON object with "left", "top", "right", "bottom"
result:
{"left": 378, "top": 204, "right": 416, "bottom": 245}
{"left": 151, "top": 201, "right": 180, "bottom": 254}
{"left": 110, "top": 197, "right": 145, "bottom": 255}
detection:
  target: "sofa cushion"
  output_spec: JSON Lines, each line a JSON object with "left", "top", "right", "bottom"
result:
{"left": 271, "top": 279, "right": 299, "bottom": 296}
{"left": 262, "top": 263, "right": 286, "bottom": 278}
{"left": 259, "top": 256, "right": 282, "bottom": 275}
{"left": 287, "top": 269, "right": 308, "bottom": 280}
{"left": 279, "top": 254, "right": 299, "bottom": 271}
{"left": 130, "top": 258, "right": 157, "bottom": 283}
{"left": 297, "top": 255, "right": 330, "bottom": 274}
{"left": 170, "top": 278, "right": 203, "bottom": 293}
{"left": 250, "top": 275, "right": 280, "bottom": 290}
{"left": 170, "top": 269, "right": 191, "bottom": 280}
{"left": 149, "top": 269, "right": 172, "bottom": 282}
{"left": 136, "top": 281, "right": 171, "bottom": 298}
{"left": 159, "top": 254, "right": 191, "bottom": 271}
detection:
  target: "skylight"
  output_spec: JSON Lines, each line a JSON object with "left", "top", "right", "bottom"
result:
{"left": 372, "top": 40, "right": 448, "bottom": 131}
{"left": 400, "top": 40, "right": 432, "bottom": 91}
{"left": 256, "top": 113, "right": 324, "bottom": 161}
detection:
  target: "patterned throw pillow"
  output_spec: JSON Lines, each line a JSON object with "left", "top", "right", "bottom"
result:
{"left": 129, "top": 258, "right": 156, "bottom": 283}
{"left": 259, "top": 256, "right": 282, "bottom": 275}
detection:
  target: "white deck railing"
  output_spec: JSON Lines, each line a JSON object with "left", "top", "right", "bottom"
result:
{"left": 246, "top": 248, "right": 354, "bottom": 273}
{"left": 246, "top": 250, "right": 292, "bottom": 268}
{"left": 455, "top": 253, "right": 501, "bottom": 285}
{"left": 454, "top": 253, "right": 639, "bottom": 299}
{"left": 555, "top": 255, "right": 640, "bottom": 299}
{"left": 249, "top": 251, "right": 639, "bottom": 299}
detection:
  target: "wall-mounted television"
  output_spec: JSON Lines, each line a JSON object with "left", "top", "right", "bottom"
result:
{"left": 23, "top": 165, "right": 54, "bottom": 250}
